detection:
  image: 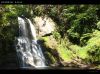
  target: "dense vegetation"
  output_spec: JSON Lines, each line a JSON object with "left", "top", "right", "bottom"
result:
{"left": 1, "top": 5, "right": 100, "bottom": 69}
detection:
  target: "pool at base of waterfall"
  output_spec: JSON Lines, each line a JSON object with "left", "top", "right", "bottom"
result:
{"left": 19, "top": 66, "right": 88, "bottom": 70}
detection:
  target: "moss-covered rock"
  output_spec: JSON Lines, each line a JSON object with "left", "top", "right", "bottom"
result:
{"left": 38, "top": 36, "right": 60, "bottom": 66}
{"left": 38, "top": 35, "right": 77, "bottom": 67}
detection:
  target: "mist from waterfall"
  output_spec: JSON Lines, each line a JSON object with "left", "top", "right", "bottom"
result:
{"left": 15, "top": 17, "right": 46, "bottom": 68}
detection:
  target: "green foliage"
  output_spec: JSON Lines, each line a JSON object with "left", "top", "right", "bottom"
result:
{"left": 1, "top": 5, "right": 100, "bottom": 67}
{"left": 46, "top": 51, "right": 57, "bottom": 64}
{"left": 78, "top": 47, "right": 88, "bottom": 60}
{"left": 80, "top": 33, "right": 92, "bottom": 46}
{"left": 52, "top": 31, "right": 61, "bottom": 40}
{"left": 52, "top": 31, "right": 74, "bottom": 62}
{"left": 78, "top": 30, "right": 100, "bottom": 63}
{"left": 97, "top": 21, "right": 100, "bottom": 29}
{"left": 67, "top": 29, "right": 80, "bottom": 38}
{"left": 33, "top": 5, "right": 45, "bottom": 16}
{"left": 86, "top": 30, "right": 100, "bottom": 62}
{"left": 57, "top": 45, "right": 72, "bottom": 61}
{"left": 36, "top": 5, "right": 100, "bottom": 65}
{"left": 40, "top": 5, "right": 99, "bottom": 46}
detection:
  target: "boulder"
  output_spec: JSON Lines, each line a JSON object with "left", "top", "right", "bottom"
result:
{"left": 33, "top": 15, "right": 56, "bottom": 37}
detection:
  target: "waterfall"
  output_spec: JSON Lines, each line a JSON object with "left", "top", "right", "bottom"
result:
{"left": 26, "top": 18, "right": 37, "bottom": 40}
{"left": 15, "top": 17, "right": 46, "bottom": 68}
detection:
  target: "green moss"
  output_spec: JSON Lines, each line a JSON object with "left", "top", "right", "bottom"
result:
{"left": 41, "top": 36, "right": 74, "bottom": 62}
{"left": 39, "top": 37, "right": 49, "bottom": 45}
{"left": 57, "top": 45, "right": 72, "bottom": 62}
{"left": 46, "top": 52, "right": 57, "bottom": 64}
{"left": 39, "top": 30, "right": 100, "bottom": 65}
{"left": 41, "top": 37, "right": 49, "bottom": 41}
{"left": 78, "top": 47, "right": 88, "bottom": 59}
{"left": 38, "top": 36, "right": 58, "bottom": 64}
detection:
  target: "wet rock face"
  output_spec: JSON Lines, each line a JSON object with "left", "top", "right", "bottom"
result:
{"left": 33, "top": 16, "right": 56, "bottom": 37}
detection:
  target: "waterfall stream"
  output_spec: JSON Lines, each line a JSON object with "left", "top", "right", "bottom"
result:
{"left": 15, "top": 17, "right": 46, "bottom": 68}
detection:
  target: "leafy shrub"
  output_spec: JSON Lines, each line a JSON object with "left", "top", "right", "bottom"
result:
{"left": 80, "top": 33, "right": 92, "bottom": 46}
{"left": 52, "top": 31, "right": 61, "bottom": 40}
{"left": 97, "top": 21, "right": 100, "bottom": 30}
{"left": 83, "top": 30, "right": 100, "bottom": 63}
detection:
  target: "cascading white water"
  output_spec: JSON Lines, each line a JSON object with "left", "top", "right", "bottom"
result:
{"left": 15, "top": 17, "right": 46, "bottom": 68}
{"left": 26, "top": 18, "right": 37, "bottom": 40}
